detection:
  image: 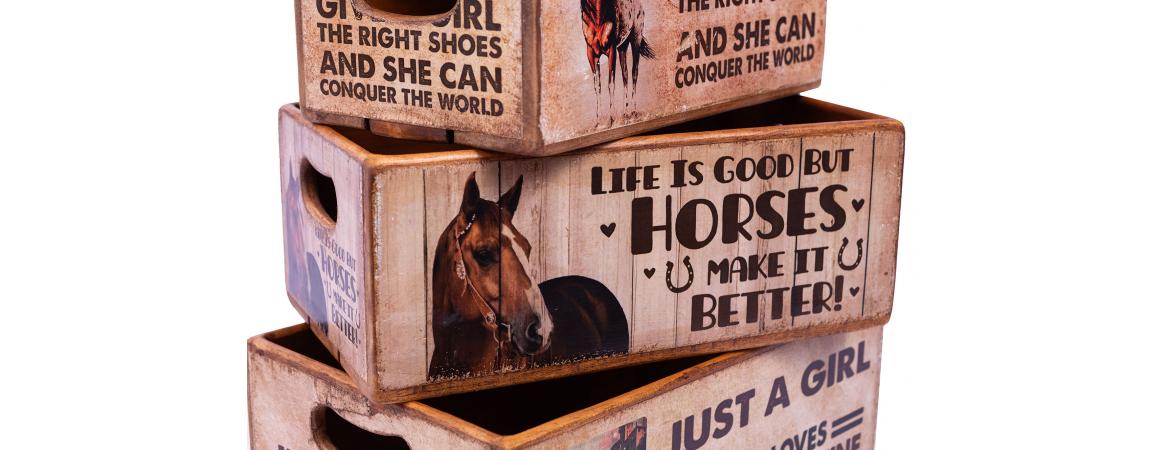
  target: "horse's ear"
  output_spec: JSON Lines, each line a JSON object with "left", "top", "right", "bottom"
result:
{"left": 500, "top": 176, "right": 523, "bottom": 215}
{"left": 461, "top": 172, "right": 480, "bottom": 221}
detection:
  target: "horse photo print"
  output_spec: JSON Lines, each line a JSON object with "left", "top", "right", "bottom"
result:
{"left": 428, "top": 173, "right": 631, "bottom": 379}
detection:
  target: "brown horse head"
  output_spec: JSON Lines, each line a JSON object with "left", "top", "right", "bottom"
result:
{"left": 433, "top": 173, "right": 553, "bottom": 373}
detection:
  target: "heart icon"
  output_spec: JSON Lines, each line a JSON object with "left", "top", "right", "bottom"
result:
{"left": 849, "top": 287, "right": 861, "bottom": 297}
{"left": 600, "top": 223, "right": 616, "bottom": 237}
{"left": 852, "top": 199, "right": 865, "bottom": 212}
{"left": 643, "top": 268, "right": 656, "bottom": 279}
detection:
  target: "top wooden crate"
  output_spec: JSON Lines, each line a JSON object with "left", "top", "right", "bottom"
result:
{"left": 296, "top": 0, "right": 826, "bottom": 156}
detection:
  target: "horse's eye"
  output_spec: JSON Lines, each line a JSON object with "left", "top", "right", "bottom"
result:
{"left": 472, "top": 248, "right": 497, "bottom": 265}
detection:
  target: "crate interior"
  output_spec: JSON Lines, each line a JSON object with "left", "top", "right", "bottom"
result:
{"left": 648, "top": 96, "right": 878, "bottom": 134}
{"left": 271, "top": 327, "right": 717, "bottom": 436}
{"left": 320, "top": 96, "right": 876, "bottom": 157}
{"left": 361, "top": 0, "right": 456, "bottom": 16}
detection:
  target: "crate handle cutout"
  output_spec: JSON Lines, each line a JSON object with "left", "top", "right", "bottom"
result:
{"left": 351, "top": 0, "right": 458, "bottom": 22}
{"left": 301, "top": 159, "right": 339, "bottom": 227}
{"left": 313, "top": 407, "right": 412, "bottom": 450}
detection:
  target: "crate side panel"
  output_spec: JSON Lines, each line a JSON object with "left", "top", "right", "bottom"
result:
{"left": 297, "top": 0, "right": 525, "bottom": 138}
{"left": 280, "top": 113, "right": 370, "bottom": 385}
{"left": 539, "top": 0, "right": 827, "bottom": 145}
{"left": 527, "top": 327, "right": 883, "bottom": 450}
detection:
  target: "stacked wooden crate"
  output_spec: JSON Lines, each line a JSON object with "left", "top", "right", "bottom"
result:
{"left": 251, "top": 1, "right": 903, "bottom": 448}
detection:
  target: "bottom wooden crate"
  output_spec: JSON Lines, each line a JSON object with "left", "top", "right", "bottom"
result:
{"left": 248, "top": 325, "right": 883, "bottom": 450}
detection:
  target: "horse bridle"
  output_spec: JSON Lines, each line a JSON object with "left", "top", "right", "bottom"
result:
{"left": 453, "top": 213, "right": 513, "bottom": 349}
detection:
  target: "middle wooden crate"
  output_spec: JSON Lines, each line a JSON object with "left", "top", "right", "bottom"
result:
{"left": 279, "top": 96, "right": 904, "bottom": 403}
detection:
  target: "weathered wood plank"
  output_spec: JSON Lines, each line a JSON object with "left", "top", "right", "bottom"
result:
{"left": 372, "top": 166, "right": 428, "bottom": 390}
{"left": 630, "top": 147, "right": 682, "bottom": 352}
{"left": 865, "top": 128, "right": 906, "bottom": 318}
{"left": 747, "top": 138, "right": 803, "bottom": 336}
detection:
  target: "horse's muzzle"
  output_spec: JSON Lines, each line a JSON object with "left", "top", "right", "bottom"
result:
{"left": 515, "top": 317, "right": 550, "bottom": 355}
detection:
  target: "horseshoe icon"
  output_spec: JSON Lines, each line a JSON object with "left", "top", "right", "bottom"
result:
{"left": 838, "top": 237, "right": 864, "bottom": 271}
{"left": 665, "top": 256, "right": 694, "bottom": 294}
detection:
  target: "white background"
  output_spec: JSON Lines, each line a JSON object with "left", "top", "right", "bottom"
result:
{"left": 1, "top": 1, "right": 1167, "bottom": 448}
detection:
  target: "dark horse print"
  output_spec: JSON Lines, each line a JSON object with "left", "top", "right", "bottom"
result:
{"left": 283, "top": 162, "right": 329, "bottom": 337}
{"left": 429, "top": 173, "right": 629, "bottom": 379}
{"left": 581, "top": 0, "right": 655, "bottom": 102}
{"left": 304, "top": 253, "right": 329, "bottom": 336}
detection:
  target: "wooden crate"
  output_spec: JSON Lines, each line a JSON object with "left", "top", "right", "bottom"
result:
{"left": 279, "top": 96, "right": 903, "bottom": 403}
{"left": 249, "top": 324, "right": 883, "bottom": 450}
{"left": 296, "top": 0, "right": 826, "bottom": 156}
